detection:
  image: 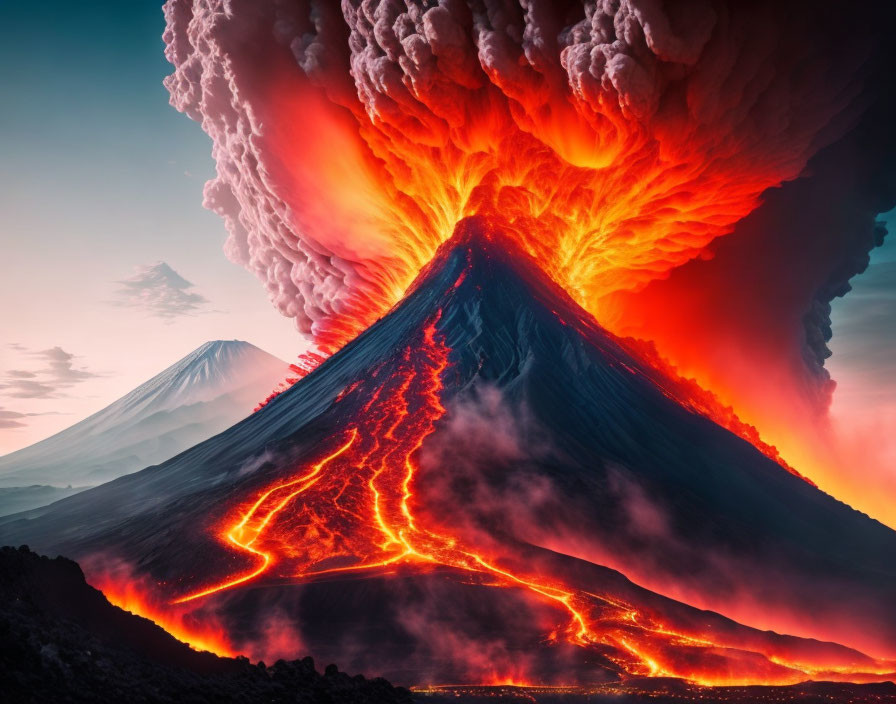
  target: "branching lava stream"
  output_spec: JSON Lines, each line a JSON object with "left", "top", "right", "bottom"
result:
{"left": 166, "top": 310, "right": 893, "bottom": 687}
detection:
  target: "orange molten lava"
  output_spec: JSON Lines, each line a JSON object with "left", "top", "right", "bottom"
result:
{"left": 167, "top": 310, "right": 893, "bottom": 686}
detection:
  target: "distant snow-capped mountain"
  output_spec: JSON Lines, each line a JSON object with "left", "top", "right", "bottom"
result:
{"left": 0, "top": 340, "right": 290, "bottom": 498}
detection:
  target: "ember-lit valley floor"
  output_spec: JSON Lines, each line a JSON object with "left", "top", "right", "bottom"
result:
{"left": 4, "top": 222, "right": 896, "bottom": 697}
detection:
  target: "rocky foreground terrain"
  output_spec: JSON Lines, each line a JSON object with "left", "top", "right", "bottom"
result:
{"left": 0, "top": 545, "right": 412, "bottom": 704}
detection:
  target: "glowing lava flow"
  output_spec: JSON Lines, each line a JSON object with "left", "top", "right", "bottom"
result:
{"left": 171, "top": 311, "right": 894, "bottom": 687}
{"left": 172, "top": 433, "right": 358, "bottom": 603}
{"left": 161, "top": 2, "right": 896, "bottom": 525}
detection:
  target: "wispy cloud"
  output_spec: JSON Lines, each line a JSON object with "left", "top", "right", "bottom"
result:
{"left": 0, "top": 407, "right": 63, "bottom": 429}
{"left": 36, "top": 346, "right": 99, "bottom": 385}
{"left": 6, "top": 370, "right": 37, "bottom": 379}
{"left": 0, "top": 346, "right": 99, "bottom": 404}
{"left": 0, "top": 409, "right": 30, "bottom": 429}
{"left": 111, "top": 262, "right": 211, "bottom": 320}
{"left": 0, "top": 380, "right": 57, "bottom": 400}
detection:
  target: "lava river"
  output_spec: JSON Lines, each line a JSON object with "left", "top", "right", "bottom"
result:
{"left": 100, "top": 303, "right": 892, "bottom": 687}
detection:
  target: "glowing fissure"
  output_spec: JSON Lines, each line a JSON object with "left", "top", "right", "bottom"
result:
{"left": 164, "top": 308, "right": 891, "bottom": 687}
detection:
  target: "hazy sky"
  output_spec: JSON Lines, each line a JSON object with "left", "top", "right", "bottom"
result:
{"left": 0, "top": 2, "right": 892, "bottom": 461}
{"left": 0, "top": 1, "right": 304, "bottom": 453}
{"left": 827, "top": 210, "right": 896, "bottom": 469}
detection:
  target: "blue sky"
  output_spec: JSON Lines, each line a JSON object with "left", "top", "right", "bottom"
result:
{"left": 0, "top": 1, "right": 301, "bottom": 451}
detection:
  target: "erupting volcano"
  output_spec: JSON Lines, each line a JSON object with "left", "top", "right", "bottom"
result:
{"left": 4, "top": 1, "right": 896, "bottom": 699}
{"left": 5, "top": 218, "right": 896, "bottom": 689}
{"left": 152, "top": 0, "right": 896, "bottom": 525}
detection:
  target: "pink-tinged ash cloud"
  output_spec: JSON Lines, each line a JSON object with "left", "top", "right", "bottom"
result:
{"left": 160, "top": 1, "right": 870, "bottom": 344}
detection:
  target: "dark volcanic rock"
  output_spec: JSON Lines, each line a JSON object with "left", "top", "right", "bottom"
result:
{"left": 0, "top": 545, "right": 412, "bottom": 704}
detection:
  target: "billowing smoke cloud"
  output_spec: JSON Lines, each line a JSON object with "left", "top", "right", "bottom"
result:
{"left": 162, "top": 1, "right": 896, "bottom": 509}
{"left": 605, "top": 86, "right": 896, "bottom": 511}
{"left": 162, "top": 0, "right": 885, "bottom": 339}
{"left": 418, "top": 384, "right": 556, "bottom": 552}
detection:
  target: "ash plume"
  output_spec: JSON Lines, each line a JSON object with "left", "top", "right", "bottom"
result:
{"left": 161, "top": 0, "right": 896, "bottom": 506}
{"left": 162, "top": 1, "right": 890, "bottom": 339}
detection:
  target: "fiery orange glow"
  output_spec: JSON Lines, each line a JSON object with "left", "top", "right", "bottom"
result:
{"left": 160, "top": 301, "right": 892, "bottom": 686}
{"left": 272, "top": 75, "right": 824, "bottom": 359}
{"left": 146, "top": 4, "right": 896, "bottom": 687}
{"left": 254, "top": 351, "right": 326, "bottom": 412}
{"left": 257, "top": 63, "right": 835, "bottom": 489}
{"left": 91, "top": 575, "right": 235, "bottom": 657}
{"left": 161, "top": 0, "right": 896, "bottom": 533}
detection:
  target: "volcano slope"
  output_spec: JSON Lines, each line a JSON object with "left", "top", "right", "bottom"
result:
{"left": 1, "top": 217, "right": 895, "bottom": 686}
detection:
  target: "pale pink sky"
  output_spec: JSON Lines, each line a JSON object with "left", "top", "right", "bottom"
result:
{"left": 0, "top": 2, "right": 308, "bottom": 454}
